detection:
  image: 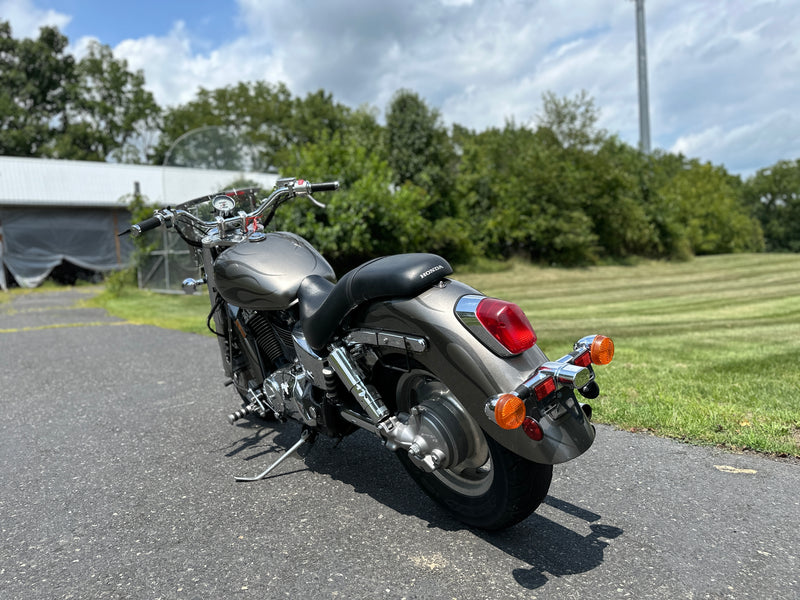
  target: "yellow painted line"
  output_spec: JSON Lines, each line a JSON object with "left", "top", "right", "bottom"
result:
{"left": 1, "top": 300, "right": 100, "bottom": 312}
{"left": 5, "top": 305, "right": 86, "bottom": 311}
{"left": 714, "top": 465, "right": 757, "bottom": 474}
{"left": 0, "top": 321, "right": 138, "bottom": 334}
{"left": 1, "top": 307, "right": 83, "bottom": 316}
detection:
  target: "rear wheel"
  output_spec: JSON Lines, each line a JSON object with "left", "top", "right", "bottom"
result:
{"left": 393, "top": 369, "right": 552, "bottom": 530}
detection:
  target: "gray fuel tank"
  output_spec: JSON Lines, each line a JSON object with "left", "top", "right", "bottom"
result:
{"left": 213, "top": 232, "right": 335, "bottom": 310}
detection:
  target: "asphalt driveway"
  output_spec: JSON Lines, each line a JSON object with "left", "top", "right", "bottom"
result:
{"left": 0, "top": 289, "right": 797, "bottom": 599}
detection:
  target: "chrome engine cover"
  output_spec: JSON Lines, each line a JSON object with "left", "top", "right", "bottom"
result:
{"left": 262, "top": 364, "right": 317, "bottom": 427}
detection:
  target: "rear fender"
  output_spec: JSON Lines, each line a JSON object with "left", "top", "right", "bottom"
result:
{"left": 353, "top": 279, "right": 595, "bottom": 464}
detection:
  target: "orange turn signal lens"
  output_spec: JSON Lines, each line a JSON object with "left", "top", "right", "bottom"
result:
{"left": 494, "top": 393, "right": 526, "bottom": 430}
{"left": 590, "top": 335, "right": 614, "bottom": 365}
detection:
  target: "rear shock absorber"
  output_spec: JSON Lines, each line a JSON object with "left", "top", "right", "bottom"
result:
{"left": 327, "top": 345, "right": 390, "bottom": 424}
{"left": 323, "top": 366, "right": 339, "bottom": 404}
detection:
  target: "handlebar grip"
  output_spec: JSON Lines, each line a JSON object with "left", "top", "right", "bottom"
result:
{"left": 309, "top": 181, "right": 339, "bottom": 193}
{"left": 132, "top": 215, "right": 162, "bottom": 235}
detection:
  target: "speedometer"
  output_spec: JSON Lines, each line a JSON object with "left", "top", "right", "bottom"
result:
{"left": 212, "top": 195, "right": 236, "bottom": 215}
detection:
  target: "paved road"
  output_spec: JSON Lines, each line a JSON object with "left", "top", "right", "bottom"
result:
{"left": 1, "top": 289, "right": 798, "bottom": 600}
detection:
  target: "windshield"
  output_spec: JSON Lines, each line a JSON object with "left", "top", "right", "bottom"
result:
{"left": 159, "top": 126, "right": 278, "bottom": 243}
{"left": 161, "top": 125, "right": 278, "bottom": 213}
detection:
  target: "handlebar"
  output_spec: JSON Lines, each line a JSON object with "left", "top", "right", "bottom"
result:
{"left": 310, "top": 181, "right": 339, "bottom": 193}
{"left": 121, "top": 178, "right": 339, "bottom": 239}
{"left": 130, "top": 215, "right": 163, "bottom": 236}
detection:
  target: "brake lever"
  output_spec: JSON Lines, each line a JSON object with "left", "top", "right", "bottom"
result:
{"left": 308, "top": 194, "right": 327, "bottom": 209}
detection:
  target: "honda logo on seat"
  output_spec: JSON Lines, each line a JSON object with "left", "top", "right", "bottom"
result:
{"left": 419, "top": 265, "right": 445, "bottom": 279}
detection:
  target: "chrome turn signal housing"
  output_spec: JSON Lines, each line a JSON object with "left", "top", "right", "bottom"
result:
{"left": 484, "top": 334, "right": 613, "bottom": 436}
{"left": 574, "top": 334, "right": 615, "bottom": 365}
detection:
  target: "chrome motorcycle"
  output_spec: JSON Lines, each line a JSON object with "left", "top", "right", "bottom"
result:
{"left": 125, "top": 178, "right": 614, "bottom": 530}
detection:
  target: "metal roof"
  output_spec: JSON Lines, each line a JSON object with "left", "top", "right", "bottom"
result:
{"left": 0, "top": 156, "right": 278, "bottom": 208}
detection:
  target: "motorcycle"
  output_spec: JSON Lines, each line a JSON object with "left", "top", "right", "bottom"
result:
{"left": 123, "top": 178, "right": 614, "bottom": 530}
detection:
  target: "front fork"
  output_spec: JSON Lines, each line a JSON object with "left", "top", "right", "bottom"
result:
{"left": 190, "top": 246, "right": 243, "bottom": 382}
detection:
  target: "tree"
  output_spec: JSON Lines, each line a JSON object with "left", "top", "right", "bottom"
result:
{"left": 0, "top": 22, "right": 160, "bottom": 162}
{"left": 385, "top": 89, "right": 456, "bottom": 193}
{"left": 572, "top": 137, "right": 656, "bottom": 260}
{"left": 537, "top": 90, "right": 606, "bottom": 150}
{"left": 384, "top": 89, "right": 470, "bottom": 259}
{"left": 455, "top": 121, "right": 598, "bottom": 265}
{"left": 154, "top": 82, "right": 290, "bottom": 168}
{"left": 657, "top": 159, "right": 763, "bottom": 255}
{"left": 276, "top": 111, "right": 437, "bottom": 272}
{"left": 53, "top": 41, "right": 160, "bottom": 162}
{"left": 154, "top": 82, "right": 353, "bottom": 171}
{"left": 0, "top": 21, "right": 74, "bottom": 156}
{"left": 743, "top": 159, "right": 800, "bottom": 252}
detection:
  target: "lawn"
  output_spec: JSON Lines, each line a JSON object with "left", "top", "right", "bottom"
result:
{"left": 73, "top": 253, "right": 800, "bottom": 456}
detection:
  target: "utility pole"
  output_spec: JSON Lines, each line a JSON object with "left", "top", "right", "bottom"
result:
{"left": 635, "top": 0, "right": 651, "bottom": 153}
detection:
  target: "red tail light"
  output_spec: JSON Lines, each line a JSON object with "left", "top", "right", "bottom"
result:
{"left": 523, "top": 416, "right": 544, "bottom": 441}
{"left": 475, "top": 298, "right": 536, "bottom": 355}
{"left": 573, "top": 351, "right": 592, "bottom": 368}
{"left": 533, "top": 376, "right": 556, "bottom": 400}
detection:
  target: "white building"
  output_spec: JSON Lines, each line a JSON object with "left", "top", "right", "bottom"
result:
{"left": 0, "top": 156, "right": 277, "bottom": 289}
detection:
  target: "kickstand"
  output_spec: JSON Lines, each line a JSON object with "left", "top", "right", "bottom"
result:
{"left": 235, "top": 429, "right": 315, "bottom": 482}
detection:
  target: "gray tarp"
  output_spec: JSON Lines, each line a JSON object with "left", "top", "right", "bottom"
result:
{"left": 0, "top": 207, "right": 133, "bottom": 288}
{"left": 0, "top": 226, "right": 5, "bottom": 290}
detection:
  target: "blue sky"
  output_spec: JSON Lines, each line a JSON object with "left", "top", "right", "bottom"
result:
{"left": 31, "top": 0, "right": 237, "bottom": 45}
{"left": 3, "top": 0, "right": 799, "bottom": 177}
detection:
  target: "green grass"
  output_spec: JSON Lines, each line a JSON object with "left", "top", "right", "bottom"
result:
{"left": 0, "top": 279, "right": 99, "bottom": 303}
{"left": 64, "top": 253, "right": 800, "bottom": 457}
{"left": 84, "top": 287, "right": 215, "bottom": 336}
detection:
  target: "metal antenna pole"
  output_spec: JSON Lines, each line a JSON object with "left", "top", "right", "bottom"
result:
{"left": 635, "top": 0, "right": 651, "bottom": 153}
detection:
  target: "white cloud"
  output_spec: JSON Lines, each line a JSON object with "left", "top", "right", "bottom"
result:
{"left": 111, "top": 21, "right": 289, "bottom": 106}
{"left": 0, "top": 0, "right": 70, "bottom": 38}
{"left": 68, "top": 34, "right": 100, "bottom": 60}
{"left": 671, "top": 109, "right": 800, "bottom": 176}
{"left": 229, "top": 0, "right": 637, "bottom": 131}
{"left": 648, "top": 0, "right": 800, "bottom": 173}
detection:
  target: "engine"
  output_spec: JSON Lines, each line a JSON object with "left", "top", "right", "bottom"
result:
{"left": 261, "top": 364, "right": 316, "bottom": 426}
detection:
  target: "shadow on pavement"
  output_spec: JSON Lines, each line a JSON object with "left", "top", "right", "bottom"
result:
{"left": 481, "top": 508, "right": 623, "bottom": 589}
{"left": 229, "top": 420, "right": 623, "bottom": 591}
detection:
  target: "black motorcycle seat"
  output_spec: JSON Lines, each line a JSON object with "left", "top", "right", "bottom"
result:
{"left": 298, "top": 253, "right": 453, "bottom": 354}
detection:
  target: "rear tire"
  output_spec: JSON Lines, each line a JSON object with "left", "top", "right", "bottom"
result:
{"left": 397, "top": 435, "right": 552, "bottom": 530}
{"left": 393, "top": 369, "right": 552, "bottom": 530}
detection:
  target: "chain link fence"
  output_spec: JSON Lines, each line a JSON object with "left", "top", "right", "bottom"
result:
{"left": 137, "top": 228, "right": 201, "bottom": 294}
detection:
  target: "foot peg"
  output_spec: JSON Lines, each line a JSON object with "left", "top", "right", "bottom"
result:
{"left": 234, "top": 429, "right": 315, "bottom": 482}
{"left": 227, "top": 405, "right": 253, "bottom": 424}
{"left": 228, "top": 388, "right": 275, "bottom": 424}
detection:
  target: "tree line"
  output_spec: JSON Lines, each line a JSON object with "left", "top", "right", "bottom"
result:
{"left": 2, "top": 21, "right": 798, "bottom": 269}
